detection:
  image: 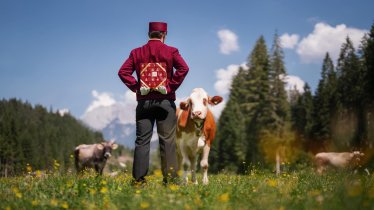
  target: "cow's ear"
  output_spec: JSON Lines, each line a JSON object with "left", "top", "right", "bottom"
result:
{"left": 208, "top": 96, "right": 223, "bottom": 105}
{"left": 180, "top": 99, "right": 190, "bottom": 111}
{"left": 112, "top": 144, "right": 118, "bottom": 150}
{"left": 96, "top": 144, "right": 104, "bottom": 150}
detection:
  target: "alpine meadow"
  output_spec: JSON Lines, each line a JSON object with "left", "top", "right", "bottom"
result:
{"left": 2, "top": 7, "right": 374, "bottom": 210}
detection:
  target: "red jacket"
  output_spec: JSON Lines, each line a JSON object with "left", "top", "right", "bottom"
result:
{"left": 118, "top": 40, "right": 189, "bottom": 101}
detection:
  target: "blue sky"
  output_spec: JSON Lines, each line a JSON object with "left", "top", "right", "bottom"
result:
{"left": 1, "top": 0, "right": 373, "bottom": 119}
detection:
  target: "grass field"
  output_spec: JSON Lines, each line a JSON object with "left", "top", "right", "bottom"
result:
{"left": 1, "top": 168, "right": 374, "bottom": 210}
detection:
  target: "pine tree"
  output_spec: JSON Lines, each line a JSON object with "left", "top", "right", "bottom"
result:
{"left": 291, "top": 83, "right": 313, "bottom": 139}
{"left": 211, "top": 67, "right": 248, "bottom": 173}
{"left": 243, "top": 36, "right": 272, "bottom": 164}
{"left": 360, "top": 22, "right": 374, "bottom": 148}
{"left": 363, "top": 22, "right": 374, "bottom": 104}
{"left": 312, "top": 53, "right": 335, "bottom": 141}
{"left": 335, "top": 36, "right": 366, "bottom": 147}
{"left": 269, "top": 32, "right": 290, "bottom": 133}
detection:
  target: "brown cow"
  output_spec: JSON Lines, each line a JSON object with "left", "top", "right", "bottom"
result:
{"left": 176, "top": 88, "right": 223, "bottom": 185}
{"left": 314, "top": 151, "right": 364, "bottom": 174}
{"left": 74, "top": 140, "right": 118, "bottom": 175}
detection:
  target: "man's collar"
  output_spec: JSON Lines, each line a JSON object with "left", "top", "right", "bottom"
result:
{"left": 148, "top": 38, "right": 162, "bottom": 42}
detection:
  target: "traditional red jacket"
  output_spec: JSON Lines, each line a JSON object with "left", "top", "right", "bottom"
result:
{"left": 118, "top": 39, "right": 189, "bottom": 101}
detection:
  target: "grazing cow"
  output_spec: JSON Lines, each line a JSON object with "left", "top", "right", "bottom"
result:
{"left": 176, "top": 88, "right": 223, "bottom": 185}
{"left": 74, "top": 141, "right": 118, "bottom": 175}
{"left": 314, "top": 151, "right": 364, "bottom": 174}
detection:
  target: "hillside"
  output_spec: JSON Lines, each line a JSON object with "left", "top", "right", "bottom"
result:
{"left": 0, "top": 98, "right": 104, "bottom": 177}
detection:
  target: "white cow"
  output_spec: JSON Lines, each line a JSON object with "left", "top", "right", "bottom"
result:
{"left": 314, "top": 151, "right": 364, "bottom": 174}
{"left": 176, "top": 88, "right": 223, "bottom": 185}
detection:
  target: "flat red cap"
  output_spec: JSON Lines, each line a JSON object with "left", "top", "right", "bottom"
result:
{"left": 149, "top": 22, "right": 167, "bottom": 33}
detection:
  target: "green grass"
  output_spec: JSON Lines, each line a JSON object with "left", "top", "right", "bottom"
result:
{"left": 1, "top": 169, "right": 374, "bottom": 210}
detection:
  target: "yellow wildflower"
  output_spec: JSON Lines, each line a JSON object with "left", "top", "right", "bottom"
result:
{"left": 194, "top": 196, "right": 203, "bottom": 207}
{"left": 61, "top": 202, "right": 69, "bottom": 209}
{"left": 15, "top": 192, "right": 22, "bottom": 198}
{"left": 177, "top": 170, "right": 183, "bottom": 177}
{"left": 50, "top": 199, "right": 58, "bottom": 207}
{"left": 140, "top": 201, "right": 150, "bottom": 209}
{"left": 26, "top": 165, "right": 32, "bottom": 173}
{"left": 169, "top": 184, "right": 179, "bottom": 191}
{"left": 153, "top": 169, "right": 163, "bottom": 177}
{"left": 89, "top": 188, "right": 97, "bottom": 195}
{"left": 31, "top": 200, "right": 39, "bottom": 206}
{"left": 35, "top": 170, "right": 42, "bottom": 177}
{"left": 218, "top": 193, "right": 230, "bottom": 203}
{"left": 267, "top": 179, "right": 277, "bottom": 187}
{"left": 100, "top": 187, "right": 108, "bottom": 194}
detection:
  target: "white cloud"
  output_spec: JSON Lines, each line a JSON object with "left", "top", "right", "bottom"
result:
{"left": 280, "top": 33, "right": 299, "bottom": 49}
{"left": 218, "top": 29, "right": 239, "bottom": 55}
{"left": 296, "top": 22, "right": 367, "bottom": 63}
{"left": 81, "top": 90, "right": 136, "bottom": 130}
{"left": 282, "top": 75, "right": 305, "bottom": 93}
{"left": 57, "top": 108, "right": 69, "bottom": 116}
{"left": 86, "top": 90, "right": 116, "bottom": 113}
{"left": 214, "top": 63, "right": 248, "bottom": 95}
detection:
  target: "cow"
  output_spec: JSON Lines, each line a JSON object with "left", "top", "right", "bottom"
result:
{"left": 314, "top": 151, "right": 364, "bottom": 174}
{"left": 74, "top": 140, "right": 118, "bottom": 175}
{"left": 176, "top": 88, "right": 223, "bottom": 185}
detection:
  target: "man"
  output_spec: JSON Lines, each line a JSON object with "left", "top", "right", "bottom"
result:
{"left": 118, "top": 22, "right": 189, "bottom": 185}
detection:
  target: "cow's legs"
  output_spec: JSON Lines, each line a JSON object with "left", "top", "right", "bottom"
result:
{"left": 189, "top": 155, "right": 198, "bottom": 185}
{"left": 181, "top": 148, "right": 190, "bottom": 184}
{"left": 200, "top": 144, "right": 210, "bottom": 185}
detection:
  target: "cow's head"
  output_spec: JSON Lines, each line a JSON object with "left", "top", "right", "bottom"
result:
{"left": 97, "top": 140, "right": 119, "bottom": 159}
{"left": 180, "top": 88, "right": 223, "bottom": 121}
{"left": 351, "top": 151, "right": 365, "bottom": 166}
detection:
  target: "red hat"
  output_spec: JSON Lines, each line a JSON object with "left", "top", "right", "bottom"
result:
{"left": 149, "top": 22, "right": 167, "bottom": 33}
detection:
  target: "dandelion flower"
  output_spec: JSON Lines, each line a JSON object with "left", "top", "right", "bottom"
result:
{"left": 50, "top": 199, "right": 58, "bottom": 207}
{"left": 100, "top": 187, "right": 108, "bottom": 194}
{"left": 61, "top": 202, "right": 69, "bottom": 209}
{"left": 267, "top": 179, "right": 277, "bottom": 187}
{"left": 218, "top": 193, "right": 230, "bottom": 202}
{"left": 169, "top": 184, "right": 179, "bottom": 191}
{"left": 153, "top": 169, "right": 163, "bottom": 177}
{"left": 31, "top": 200, "right": 39, "bottom": 206}
{"left": 140, "top": 201, "right": 150, "bottom": 209}
{"left": 15, "top": 192, "right": 22, "bottom": 198}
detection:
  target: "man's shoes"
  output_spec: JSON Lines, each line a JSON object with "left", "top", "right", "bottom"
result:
{"left": 131, "top": 178, "right": 147, "bottom": 188}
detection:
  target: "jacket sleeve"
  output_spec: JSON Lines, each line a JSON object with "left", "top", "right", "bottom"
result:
{"left": 118, "top": 51, "right": 138, "bottom": 93}
{"left": 169, "top": 48, "right": 189, "bottom": 92}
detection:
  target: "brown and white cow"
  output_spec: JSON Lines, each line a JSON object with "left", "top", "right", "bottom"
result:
{"left": 176, "top": 88, "right": 223, "bottom": 185}
{"left": 314, "top": 151, "right": 364, "bottom": 174}
{"left": 74, "top": 140, "right": 118, "bottom": 175}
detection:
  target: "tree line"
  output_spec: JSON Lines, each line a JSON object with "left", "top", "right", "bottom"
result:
{"left": 210, "top": 23, "right": 374, "bottom": 174}
{"left": 0, "top": 99, "right": 104, "bottom": 177}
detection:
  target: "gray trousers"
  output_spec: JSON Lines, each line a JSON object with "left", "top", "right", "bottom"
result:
{"left": 133, "top": 99, "right": 178, "bottom": 181}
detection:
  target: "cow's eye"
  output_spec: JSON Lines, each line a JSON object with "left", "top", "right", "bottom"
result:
{"left": 203, "top": 98, "right": 207, "bottom": 106}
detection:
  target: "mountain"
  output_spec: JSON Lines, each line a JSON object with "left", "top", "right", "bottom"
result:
{"left": 101, "top": 118, "right": 136, "bottom": 148}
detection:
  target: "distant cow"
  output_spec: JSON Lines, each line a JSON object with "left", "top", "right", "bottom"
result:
{"left": 74, "top": 141, "right": 118, "bottom": 175}
{"left": 176, "top": 88, "right": 223, "bottom": 185}
{"left": 314, "top": 151, "right": 364, "bottom": 174}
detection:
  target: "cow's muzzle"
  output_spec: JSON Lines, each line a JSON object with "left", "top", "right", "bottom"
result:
{"left": 104, "top": 152, "right": 112, "bottom": 159}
